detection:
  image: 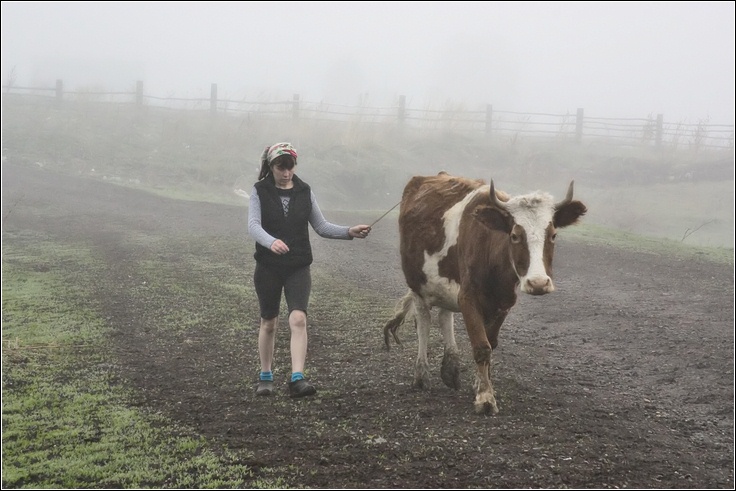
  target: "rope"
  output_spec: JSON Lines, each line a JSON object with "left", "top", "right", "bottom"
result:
{"left": 369, "top": 201, "right": 401, "bottom": 228}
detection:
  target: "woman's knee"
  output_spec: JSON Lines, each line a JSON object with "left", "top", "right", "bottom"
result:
{"left": 289, "top": 310, "right": 307, "bottom": 330}
{"left": 260, "top": 317, "right": 278, "bottom": 334}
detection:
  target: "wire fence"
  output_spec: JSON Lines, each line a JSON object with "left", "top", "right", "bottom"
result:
{"left": 2, "top": 79, "right": 733, "bottom": 150}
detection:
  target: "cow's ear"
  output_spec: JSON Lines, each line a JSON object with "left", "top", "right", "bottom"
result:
{"left": 554, "top": 200, "right": 587, "bottom": 228}
{"left": 473, "top": 204, "right": 514, "bottom": 233}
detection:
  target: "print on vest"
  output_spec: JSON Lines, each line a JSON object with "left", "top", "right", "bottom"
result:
{"left": 280, "top": 196, "right": 291, "bottom": 217}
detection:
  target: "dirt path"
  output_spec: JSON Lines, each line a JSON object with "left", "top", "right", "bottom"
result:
{"left": 2, "top": 162, "right": 733, "bottom": 488}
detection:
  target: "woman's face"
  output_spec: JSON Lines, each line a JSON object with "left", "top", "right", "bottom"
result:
{"left": 272, "top": 161, "right": 295, "bottom": 188}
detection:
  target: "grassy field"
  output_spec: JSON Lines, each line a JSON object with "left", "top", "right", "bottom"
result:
{"left": 1, "top": 96, "right": 733, "bottom": 487}
{"left": 1, "top": 232, "right": 284, "bottom": 488}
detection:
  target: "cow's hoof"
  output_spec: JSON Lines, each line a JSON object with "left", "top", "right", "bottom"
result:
{"left": 413, "top": 377, "right": 430, "bottom": 391}
{"left": 440, "top": 352, "right": 461, "bottom": 389}
{"left": 474, "top": 401, "right": 499, "bottom": 415}
{"left": 413, "top": 366, "right": 431, "bottom": 390}
{"left": 474, "top": 394, "right": 499, "bottom": 415}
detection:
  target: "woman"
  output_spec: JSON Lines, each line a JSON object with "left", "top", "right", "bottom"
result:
{"left": 247, "top": 142, "right": 372, "bottom": 398}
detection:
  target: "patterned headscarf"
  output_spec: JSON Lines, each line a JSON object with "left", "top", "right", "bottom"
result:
{"left": 262, "top": 142, "right": 298, "bottom": 165}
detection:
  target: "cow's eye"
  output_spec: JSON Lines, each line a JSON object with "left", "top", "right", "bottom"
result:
{"left": 510, "top": 232, "right": 520, "bottom": 243}
{"left": 550, "top": 232, "right": 557, "bottom": 242}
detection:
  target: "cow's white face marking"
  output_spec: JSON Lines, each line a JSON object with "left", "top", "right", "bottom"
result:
{"left": 504, "top": 192, "right": 556, "bottom": 293}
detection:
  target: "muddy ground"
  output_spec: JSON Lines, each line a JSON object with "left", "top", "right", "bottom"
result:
{"left": 2, "top": 162, "right": 734, "bottom": 488}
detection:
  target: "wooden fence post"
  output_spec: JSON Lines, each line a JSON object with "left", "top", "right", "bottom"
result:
{"left": 292, "top": 94, "right": 300, "bottom": 119}
{"left": 136, "top": 81, "right": 143, "bottom": 106}
{"left": 398, "top": 95, "right": 406, "bottom": 125}
{"left": 656, "top": 114, "right": 663, "bottom": 148}
{"left": 210, "top": 83, "right": 218, "bottom": 115}
{"left": 55, "top": 79, "right": 63, "bottom": 103}
{"left": 575, "top": 108, "right": 584, "bottom": 143}
{"left": 485, "top": 104, "right": 493, "bottom": 137}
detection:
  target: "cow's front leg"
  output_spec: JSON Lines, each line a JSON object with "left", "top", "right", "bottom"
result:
{"left": 461, "top": 301, "right": 498, "bottom": 414}
{"left": 413, "top": 294, "right": 432, "bottom": 390}
{"left": 471, "top": 346, "right": 497, "bottom": 415}
{"left": 485, "top": 308, "right": 509, "bottom": 350}
{"left": 438, "top": 308, "right": 461, "bottom": 389}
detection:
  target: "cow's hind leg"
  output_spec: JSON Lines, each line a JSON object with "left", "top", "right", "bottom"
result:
{"left": 438, "top": 308, "right": 461, "bottom": 389}
{"left": 382, "top": 291, "right": 414, "bottom": 349}
{"left": 413, "top": 294, "right": 432, "bottom": 390}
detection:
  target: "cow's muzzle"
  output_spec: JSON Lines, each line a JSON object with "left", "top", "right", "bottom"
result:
{"left": 521, "top": 276, "right": 555, "bottom": 295}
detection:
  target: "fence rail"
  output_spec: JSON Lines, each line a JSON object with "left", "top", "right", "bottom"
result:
{"left": 2, "top": 80, "right": 733, "bottom": 150}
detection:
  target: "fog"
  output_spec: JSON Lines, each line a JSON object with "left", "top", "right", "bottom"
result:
{"left": 2, "top": 1, "right": 734, "bottom": 124}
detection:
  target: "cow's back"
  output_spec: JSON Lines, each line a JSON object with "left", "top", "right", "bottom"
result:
{"left": 399, "top": 173, "right": 486, "bottom": 293}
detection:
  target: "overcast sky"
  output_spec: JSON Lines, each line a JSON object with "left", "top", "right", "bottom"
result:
{"left": 2, "top": 1, "right": 734, "bottom": 124}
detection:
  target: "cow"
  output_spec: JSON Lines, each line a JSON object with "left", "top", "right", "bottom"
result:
{"left": 383, "top": 172, "right": 587, "bottom": 414}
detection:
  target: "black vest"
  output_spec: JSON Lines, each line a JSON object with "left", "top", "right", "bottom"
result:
{"left": 253, "top": 174, "right": 313, "bottom": 269}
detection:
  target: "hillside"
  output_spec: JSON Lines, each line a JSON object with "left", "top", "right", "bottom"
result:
{"left": 2, "top": 95, "right": 733, "bottom": 247}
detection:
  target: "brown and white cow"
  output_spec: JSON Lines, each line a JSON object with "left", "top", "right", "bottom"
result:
{"left": 383, "top": 172, "right": 587, "bottom": 414}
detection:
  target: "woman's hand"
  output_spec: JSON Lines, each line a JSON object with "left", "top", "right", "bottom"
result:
{"left": 270, "top": 239, "right": 290, "bottom": 254}
{"left": 349, "top": 225, "right": 371, "bottom": 239}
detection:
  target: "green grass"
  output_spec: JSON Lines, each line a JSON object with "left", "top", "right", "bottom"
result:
{"left": 2, "top": 361, "right": 261, "bottom": 488}
{"left": 1, "top": 232, "right": 103, "bottom": 346}
{"left": 576, "top": 179, "right": 734, "bottom": 249}
{"left": 1, "top": 232, "right": 284, "bottom": 489}
{"left": 565, "top": 222, "right": 734, "bottom": 266}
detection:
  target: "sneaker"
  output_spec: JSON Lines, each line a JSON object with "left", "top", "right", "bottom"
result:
{"left": 255, "top": 380, "right": 274, "bottom": 396}
{"left": 289, "top": 379, "right": 316, "bottom": 398}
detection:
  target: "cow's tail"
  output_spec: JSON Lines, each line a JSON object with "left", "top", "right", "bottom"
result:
{"left": 383, "top": 290, "right": 415, "bottom": 350}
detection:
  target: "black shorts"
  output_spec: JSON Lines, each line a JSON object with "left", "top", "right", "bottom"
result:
{"left": 253, "top": 262, "right": 311, "bottom": 319}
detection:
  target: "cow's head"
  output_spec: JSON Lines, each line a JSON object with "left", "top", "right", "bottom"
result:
{"left": 473, "top": 180, "right": 587, "bottom": 295}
